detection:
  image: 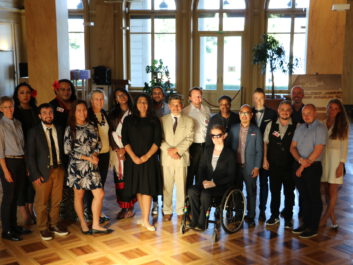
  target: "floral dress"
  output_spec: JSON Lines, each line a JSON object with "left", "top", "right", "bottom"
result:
{"left": 64, "top": 122, "right": 102, "bottom": 190}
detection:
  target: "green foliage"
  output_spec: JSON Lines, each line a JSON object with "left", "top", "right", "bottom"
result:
{"left": 253, "top": 34, "right": 297, "bottom": 98}
{"left": 143, "top": 59, "right": 175, "bottom": 95}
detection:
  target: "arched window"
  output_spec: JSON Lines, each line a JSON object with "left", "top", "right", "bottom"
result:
{"left": 265, "top": 0, "right": 309, "bottom": 93}
{"left": 127, "top": 0, "right": 176, "bottom": 88}
{"left": 67, "top": 0, "right": 85, "bottom": 70}
{"left": 194, "top": 0, "right": 246, "bottom": 107}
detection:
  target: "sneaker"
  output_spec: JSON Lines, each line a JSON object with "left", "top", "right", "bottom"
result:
{"left": 292, "top": 225, "right": 306, "bottom": 234}
{"left": 266, "top": 217, "right": 279, "bottom": 226}
{"left": 49, "top": 225, "right": 69, "bottom": 236}
{"left": 299, "top": 230, "right": 318, "bottom": 239}
{"left": 258, "top": 211, "right": 266, "bottom": 222}
{"left": 152, "top": 202, "right": 158, "bottom": 215}
{"left": 40, "top": 230, "right": 53, "bottom": 241}
{"left": 284, "top": 220, "right": 293, "bottom": 229}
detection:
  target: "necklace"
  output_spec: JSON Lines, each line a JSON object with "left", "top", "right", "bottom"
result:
{"left": 97, "top": 112, "right": 106, "bottom": 126}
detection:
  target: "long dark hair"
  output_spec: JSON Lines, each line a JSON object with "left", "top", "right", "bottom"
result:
{"left": 327, "top": 99, "right": 349, "bottom": 140}
{"left": 13, "top": 82, "right": 37, "bottom": 108}
{"left": 58, "top": 79, "right": 77, "bottom": 101}
{"left": 110, "top": 88, "right": 133, "bottom": 122}
{"left": 67, "top": 100, "right": 88, "bottom": 146}
{"left": 132, "top": 93, "right": 155, "bottom": 118}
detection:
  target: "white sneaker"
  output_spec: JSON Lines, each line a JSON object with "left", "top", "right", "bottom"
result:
{"left": 152, "top": 202, "right": 158, "bottom": 215}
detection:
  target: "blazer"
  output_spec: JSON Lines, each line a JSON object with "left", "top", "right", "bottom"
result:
{"left": 252, "top": 106, "right": 277, "bottom": 135}
{"left": 229, "top": 123, "right": 263, "bottom": 177}
{"left": 160, "top": 114, "right": 194, "bottom": 167}
{"left": 196, "top": 146, "right": 236, "bottom": 195}
{"left": 27, "top": 123, "right": 65, "bottom": 182}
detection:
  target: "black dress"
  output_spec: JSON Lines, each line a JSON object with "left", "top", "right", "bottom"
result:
{"left": 122, "top": 115, "right": 162, "bottom": 197}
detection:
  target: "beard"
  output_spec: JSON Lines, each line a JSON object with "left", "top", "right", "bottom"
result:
{"left": 42, "top": 120, "right": 54, "bottom": 125}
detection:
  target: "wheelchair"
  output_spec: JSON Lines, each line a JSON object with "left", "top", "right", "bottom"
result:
{"left": 180, "top": 187, "right": 246, "bottom": 242}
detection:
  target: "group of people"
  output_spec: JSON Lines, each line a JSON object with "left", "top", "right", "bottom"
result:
{"left": 0, "top": 81, "right": 348, "bottom": 242}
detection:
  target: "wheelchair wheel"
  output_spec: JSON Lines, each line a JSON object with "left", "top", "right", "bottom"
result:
{"left": 180, "top": 196, "right": 192, "bottom": 234}
{"left": 220, "top": 188, "right": 246, "bottom": 233}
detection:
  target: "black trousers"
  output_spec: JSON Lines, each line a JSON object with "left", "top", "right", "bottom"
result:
{"left": 186, "top": 143, "right": 205, "bottom": 189}
{"left": 188, "top": 186, "right": 215, "bottom": 228}
{"left": 295, "top": 161, "right": 323, "bottom": 232}
{"left": 0, "top": 158, "right": 26, "bottom": 233}
{"left": 269, "top": 168, "right": 295, "bottom": 219}
{"left": 259, "top": 168, "right": 269, "bottom": 212}
{"left": 84, "top": 152, "right": 110, "bottom": 215}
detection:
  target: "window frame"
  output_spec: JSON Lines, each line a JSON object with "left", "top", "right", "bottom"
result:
{"left": 265, "top": 0, "right": 308, "bottom": 95}
{"left": 126, "top": 1, "right": 177, "bottom": 90}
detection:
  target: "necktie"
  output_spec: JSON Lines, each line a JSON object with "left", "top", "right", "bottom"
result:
{"left": 48, "top": 128, "right": 58, "bottom": 168}
{"left": 173, "top": 117, "right": 178, "bottom": 134}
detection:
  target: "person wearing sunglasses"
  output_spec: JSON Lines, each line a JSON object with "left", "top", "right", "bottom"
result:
{"left": 187, "top": 124, "right": 236, "bottom": 231}
{"left": 229, "top": 104, "right": 263, "bottom": 227}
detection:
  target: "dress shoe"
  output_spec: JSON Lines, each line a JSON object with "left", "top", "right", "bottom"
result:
{"left": 91, "top": 228, "right": 114, "bottom": 234}
{"left": 163, "top": 214, "right": 172, "bottom": 221}
{"left": 12, "top": 226, "right": 32, "bottom": 235}
{"left": 2, "top": 231, "right": 22, "bottom": 241}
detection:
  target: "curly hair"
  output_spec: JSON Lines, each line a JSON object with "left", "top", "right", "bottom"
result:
{"left": 13, "top": 82, "right": 37, "bottom": 108}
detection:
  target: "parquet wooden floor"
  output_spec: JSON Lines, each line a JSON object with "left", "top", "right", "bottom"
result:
{"left": 1, "top": 126, "right": 353, "bottom": 265}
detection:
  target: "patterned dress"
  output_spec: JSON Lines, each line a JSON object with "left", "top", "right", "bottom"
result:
{"left": 64, "top": 122, "right": 102, "bottom": 190}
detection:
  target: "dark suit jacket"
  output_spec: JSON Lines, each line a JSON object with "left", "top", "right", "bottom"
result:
{"left": 49, "top": 98, "right": 69, "bottom": 129}
{"left": 252, "top": 106, "right": 277, "bottom": 135}
{"left": 27, "top": 124, "right": 65, "bottom": 182}
{"left": 229, "top": 123, "right": 263, "bottom": 177}
{"left": 196, "top": 146, "right": 236, "bottom": 195}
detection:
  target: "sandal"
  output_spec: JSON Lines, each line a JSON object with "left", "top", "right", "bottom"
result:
{"left": 124, "top": 209, "right": 135, "bottom": 219}
{"left": 117, "top": 209, "right": 127, "bottom": 220}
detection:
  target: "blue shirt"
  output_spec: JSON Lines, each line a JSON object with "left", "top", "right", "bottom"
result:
{"left": 292, "top": 119, "right": 328, "bottom": 161}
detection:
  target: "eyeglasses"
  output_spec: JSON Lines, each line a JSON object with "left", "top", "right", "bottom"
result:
{"left": 239, "top": 111, "right": 251, "bottom": 116}
{"left": 211, "top": 134, "right": 223, "bottom": 139}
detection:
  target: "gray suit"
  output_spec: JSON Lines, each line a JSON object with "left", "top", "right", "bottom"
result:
{"left": 229, "top": 123, "right": 263, "bottom": 219}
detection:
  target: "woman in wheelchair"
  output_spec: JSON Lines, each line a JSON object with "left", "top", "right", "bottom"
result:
{"left": 187, "top": 124, "right": 236, "bottom": 231}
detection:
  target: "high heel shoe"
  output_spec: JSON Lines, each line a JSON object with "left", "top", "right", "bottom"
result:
{"left": 331, "top": 224, "right": 339, "bottom": 230}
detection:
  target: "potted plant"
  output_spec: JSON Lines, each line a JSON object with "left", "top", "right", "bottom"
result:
{"left": 143, "top": 59, "right": 175, "bottom": 96}
{"left": 253, "top": 34, "right": 297, "bottom": 99}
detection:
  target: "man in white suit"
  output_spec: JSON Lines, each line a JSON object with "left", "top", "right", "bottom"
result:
{"left": 160, "top": 94, "right": 194, "bottom": 221}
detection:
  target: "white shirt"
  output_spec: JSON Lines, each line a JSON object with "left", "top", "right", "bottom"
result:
{"left": 182, "top": 104, "right": 211, "bottom": 143}
{"left": 42, "top": 122, "right": 61, "bottom": 165}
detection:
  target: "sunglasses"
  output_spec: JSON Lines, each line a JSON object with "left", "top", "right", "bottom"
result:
{"left": 211, "top": 133, "right": 223, "bottom": 139}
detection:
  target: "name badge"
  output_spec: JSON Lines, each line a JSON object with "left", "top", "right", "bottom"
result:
{"left": 56, "top": 107, "right": 64, "bottom": 113}
{"left": 272, "top": 131, "right": 280, "bottom": 138}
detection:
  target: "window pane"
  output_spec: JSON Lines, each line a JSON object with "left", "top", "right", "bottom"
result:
{"left": 295, "top": 0, "right": 309, "bottom": 8}
{"left": 130, "top": 0, "right": 151, "bottom": 10}
{"left": 223, "top": 13, "right": 244, "bottom": 31}
{"left": 200, "top": 36, "right": 218, "bottom": 90}
{"left": 154, "top": 0, "right": 176, "bottom": 10}
{"left": 198, "top": 13, "right": 219, "bottom": 31}
{"left": 223, "top": 36, "right": 241, "bottom": 90}
{"left": 294, "top": 17, "right": 307, "bottom": 33}
{"left": 155, "top": 17, "right": 175, "bottom": 33}
{"left": 267, "top": 15, "right": 291, "bottom": 33}
{"left": 268, "top": 0, "right": 292, "bottom": 9}
{"left": 155, "top": 34, "right": 175, "bottom": 85}
{"left": 293, "top": 33, "right": 306, "bottom": 74}
{"left": 130, "top": 17, "right": 151, "bottom": 33}
{"left": 67, "top": 0, "right": 83, "bottom": 9}
{"left": 130, "top": 34, "right": 151, "bottom": 87}
{"left": 198, "top": 0, "right": 220, "bottom": 10}
{"left": 265, "top": 34, "right": 290, "bottom": 90}
{"left": 69, "top": 33, "right": 85, "bottom": 69}
{"left": 68, "top": 18, "right": 84, "bottom": 32}
{"left": 223, "top": 0, "right": 246, "bottom": 9}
